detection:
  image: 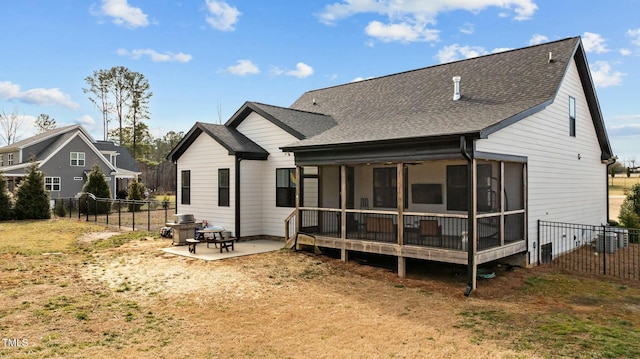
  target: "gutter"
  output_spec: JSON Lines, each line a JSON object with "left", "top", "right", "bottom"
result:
{"left": 460, "top": 135, "right": 475, "bottom": 297}
{"left": 605, "top": 156, "right": 618, "bottom": 223}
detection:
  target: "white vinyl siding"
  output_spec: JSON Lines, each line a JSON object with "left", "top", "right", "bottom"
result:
{"left": 176, "top": 133, "right": 236, "bottom": 234}
{"left": 236, "top": 112, "right": 298, "bottom": 237}
{"left": 476, "top": 58, "right": 607, "bottom": 261}
{"left": 240, "top": 159, "right": 264, "bottom": 237}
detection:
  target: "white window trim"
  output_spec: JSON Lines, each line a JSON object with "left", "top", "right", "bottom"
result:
{"left": 0, "top": 153, "right": 3, "bottom": 166}
{"left": 45, "top": 177, "right": 61, "bottom": 191}
{"left": 8, "top": 153, "right": 13, "bottom": 166}
{"left": 70, "top": 152, "right": 86, "bottom": 166}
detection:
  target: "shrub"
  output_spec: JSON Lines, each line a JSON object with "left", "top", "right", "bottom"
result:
{"left": 54, "top": 199, "right": 67, "bottom": 217}
{"left": 127, "top": 178, "right": 146, "bottom": 212}
{"left": 0, "top": 171, "right": 13, "bottom": 220}
{"left": 13, "top": 161, "right": 51, "bottom": 220}
{"left": 80, "top": 165, "right": 111, "bottom": 215}
{"left": 619, "top": 183, "right": 640, "bottom": 229}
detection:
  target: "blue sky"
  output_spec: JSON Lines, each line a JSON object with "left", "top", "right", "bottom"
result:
{"left": 1, "top": 0, "right": 639, "bottom": 162}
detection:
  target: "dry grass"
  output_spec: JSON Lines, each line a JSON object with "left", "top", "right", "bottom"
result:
{"left": 1, "top": 220, "right": 640, "bottom": 358}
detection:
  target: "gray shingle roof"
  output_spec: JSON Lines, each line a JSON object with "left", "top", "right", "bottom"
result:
{"left": 199, "top": 122, "right": 268, "bottom": 156}
{"left": 226, "top": 102, "right": 337, "bottom": 140}
{"left": 0, "top": 124, "right": 80, "bottom": 152}
{"left": 94, "top": 141, "right": 140, "bottom": 172}
{"left": 285, "top": 37, "right": 583, "bottom": 149}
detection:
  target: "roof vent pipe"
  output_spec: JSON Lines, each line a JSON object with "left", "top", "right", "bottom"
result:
{"left": 548, "top": 52, "right": 554, "bottom": 63}
{"left": 452, "top": 76, "right": 461, "bottom": 101}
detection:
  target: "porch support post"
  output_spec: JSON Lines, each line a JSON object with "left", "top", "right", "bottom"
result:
{"left": 500, "top": 162, "right": 505, "bottom": 247}
{"left": 469, "top": 158, "right": 478, "bottom": 291}
{"left": 295, "top": 166, "right": 301, "bottom": 232}
{"left": 461, "top": 135, "right": 477, "bottom": 296}
{"left": 397, "top": 163, "right": 406, "bottom": 278}
{"left": 340, "top": 165, "right": 348, "bottom": 262}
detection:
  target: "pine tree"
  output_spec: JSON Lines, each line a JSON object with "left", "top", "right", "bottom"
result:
{"left": 14, "top": 162, "right": 51, "bottom": 220}
{"left": 0, "top": 171, "right": 13, "bottom": 220}
{"left": 80, "top": 165, "right": 111, "bottom": 214}
{"left": 127, "top": 178, "right": 146, "bottom": 212}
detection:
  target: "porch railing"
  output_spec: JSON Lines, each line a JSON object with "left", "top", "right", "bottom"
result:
{"left": 294, "top": 207, "right": 525, "bottom": 252}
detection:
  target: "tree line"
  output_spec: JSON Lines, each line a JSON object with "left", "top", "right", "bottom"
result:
{"left": 1, "top": 66, "right": 183, "bottom": 194}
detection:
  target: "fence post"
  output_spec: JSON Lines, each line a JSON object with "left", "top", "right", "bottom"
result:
{"left": 118, "top": 199, "right": 122, "bottom": 229}
{"left": 537, "top": 220, "right": 541, "bottom": 265}
{"left": 147, "top": 200, "right": 151, "bottom": 231}
{"left": 106, "top": 199, "right": 109, "bottom": 226}
{"left": 132, "top": 200, "right": 136, "bottom": 231}
{"left": 601, "top": 225, "right": 606, "bottom": 276}
{"left": 94, "top": 197, "right": 98, "bottom": 223}
{"left": 85, "top": 196, "right": 89, "bottom": 222}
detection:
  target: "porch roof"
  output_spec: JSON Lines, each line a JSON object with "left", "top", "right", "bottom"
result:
{"left": 281, "top": 37, "right": 612, "bottom": 161}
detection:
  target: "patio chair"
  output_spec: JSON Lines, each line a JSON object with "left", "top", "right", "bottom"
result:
{"left": 419, "top": 219, "right": 442, "bottom": 246}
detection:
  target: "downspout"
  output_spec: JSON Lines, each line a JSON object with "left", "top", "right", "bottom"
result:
{"left": 173, "top": 161, "right": 178, "bottom": 214}
{"left": 460, "top": 136, "right": 475, "bottom": 297}
{"left": 606, "top": 156, "right": 618, "bottom": 223}
{"left": 235, "top": 156, "right": 242, "bottom": 239}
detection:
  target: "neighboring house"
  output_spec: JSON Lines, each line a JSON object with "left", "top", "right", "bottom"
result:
{"left": 168, "top": 37, "right": 613, "bottom": 288}
{"left": 0, "top": 124, "right": 140, "bottom": 199}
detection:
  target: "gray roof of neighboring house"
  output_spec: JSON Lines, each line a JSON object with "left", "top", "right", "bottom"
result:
{"left": 0, "top": 124, "right": 82, "bottom": 153}
{"left": 167, "top": 122, "right": 269, "bottom": 162}
{"left": 283, "top": 37, "right": 612, "bottom": 159}
{"left": 226, "top": 102, "right": 338, "bottom": 139}
{"left": 94, "top": 141, "right": 140, "bottom": 172}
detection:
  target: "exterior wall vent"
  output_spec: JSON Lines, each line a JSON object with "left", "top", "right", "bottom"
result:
{"left": 452, "top": 76, "right": 461, "bottom": 101}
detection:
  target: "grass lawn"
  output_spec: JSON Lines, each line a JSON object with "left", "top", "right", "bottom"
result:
{"left": 609, "top": 175, "right": 640, "bottom": 196}
{"left": 1, "top": 219, "right": 640, "bottom": 358}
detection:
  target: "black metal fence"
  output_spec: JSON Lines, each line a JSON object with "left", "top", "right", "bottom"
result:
{"left": 538, "top": 220, "right": 640, "bottom": 280}
{"left": 52, "top": 196, "right": 176, "bottom": 231}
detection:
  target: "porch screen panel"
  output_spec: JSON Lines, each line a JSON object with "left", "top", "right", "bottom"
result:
{"left": 446, "top": 165, "right": 467, "bottom": 211}
{"left": 477, "top": 162, "right": 500, "bottom": 213}
{"left": 373, "top": 168, "right": 396, "bottom": 208}
{"left": 504, "top": 162, "right": 524, "bottom": 211}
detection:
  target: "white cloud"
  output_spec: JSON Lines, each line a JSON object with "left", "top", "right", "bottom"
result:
{"left": 351, "top": 76, "right": 373, "bottom": 82}
{"left": 227, "top": 60, "right": 260, "bottom": 76}
{"left": 365, "top": 20, "right": 439, "bottom": 43}
{"left": 609, "top": 114, "right": 640, "bottom": 122}
{"left": 628, "top": 28, "right": 640, "bottom": 47}
{"left": 582, "top": 32, "right": 609, "bottom": 53}
{"left": 205, "top": 0, "right": 241, "bottom": 31}
{"left": 620, "top": 48, "right": 632, "bottom": 56}
{"left": 529, "top": 34, "right": 548, "bottom": 45}
{"left": 286, "top": 63, "right": 314, "bottom": 78}
{"left": 491, "top": 47, "right": 512, "bottom": 54}
{"left": 589, "top": 61, "right": 624, "bottom": 88}
{"left": 318, "top": 0, "right": 537, "bottom": 26}
{"left": 99, "top": 0, "right": 149, "bottom": 28}
{"left": 435, "top": 44, "right": 488, "bottom": 63}
{"left": 0, "top": 81, "right": 79, "bottom": 109}
{"left": 117, "top": 48, "right": 192, "bottom": 63}
{"left": 459, "top": 22, "right": 474, "bottom": 35}
{"left": 75, "top": 115, "right": 96, "bottom": 126}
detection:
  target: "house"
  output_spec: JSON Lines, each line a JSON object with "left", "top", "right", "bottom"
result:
{"left": 168, "top": 37, "right": 613, "bottom": 290}
{"left": 0, "top": 124, "right": 140, "bottom": 199}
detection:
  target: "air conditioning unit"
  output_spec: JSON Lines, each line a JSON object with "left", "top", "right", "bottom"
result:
{"left": 596, "top": 232, "right": 617, "bottom": 254}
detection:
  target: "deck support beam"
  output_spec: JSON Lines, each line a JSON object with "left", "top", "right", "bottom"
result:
{"left": 397, "top": 162, "right": 406, "bottom": 278}
{"left": 340, "top": 165, "right": 347, "bottom": 262}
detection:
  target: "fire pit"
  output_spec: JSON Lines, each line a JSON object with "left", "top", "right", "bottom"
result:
{"left": 165, "top": 214, "right": 202, "bottom": 245}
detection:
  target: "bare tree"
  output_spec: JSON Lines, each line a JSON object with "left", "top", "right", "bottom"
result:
{"left": 111, "top": 66, "right": 132, "bottom": 146}
{"left": 83, "top": 69, "right": 113, "bottom": 141}
{"left": 0, "top": 109, "right": 24, "bottom": 145}
{"left": 35, "top": 113, "right": 57, "bottom": 133}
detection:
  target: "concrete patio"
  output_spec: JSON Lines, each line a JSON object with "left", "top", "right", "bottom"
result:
{"left": 161, "top": 239, "right": 285, "bottom": 261}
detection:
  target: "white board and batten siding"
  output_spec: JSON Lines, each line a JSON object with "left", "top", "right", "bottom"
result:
{"left": 476, "top": 58, "right": 608, "bottom": 258}
{"left": 176, "top": 133, "right": 236, "bottom": 232}
{"left": 236, "top": 112, "right": 298, "bottom": 237}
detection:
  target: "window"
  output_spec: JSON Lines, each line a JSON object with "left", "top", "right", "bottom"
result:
{"left": 218, "top": 168, "right": 230, "bottom": 207}
{"left": 0, "top": 154, "right": 3, "bottom": 166}
{"left": 276, "top": 168, "right": 296, "bottom": 207}
{"left": 569, "top": 96, "right": 576, "bottom": 137}
{"left": 7, "top": 153, "right": 13, "bottom": 166}
{"left": 181, "top": 170, "right": 191, "bottom": 205}
{"left": 373, "top": 168, "right": 397, "bottom": 208}
{"left": 70, "top": 152, "right": 85, "bottom": 166}
{"left": 45, "top": 177, "right": 61, "bottom": 191}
